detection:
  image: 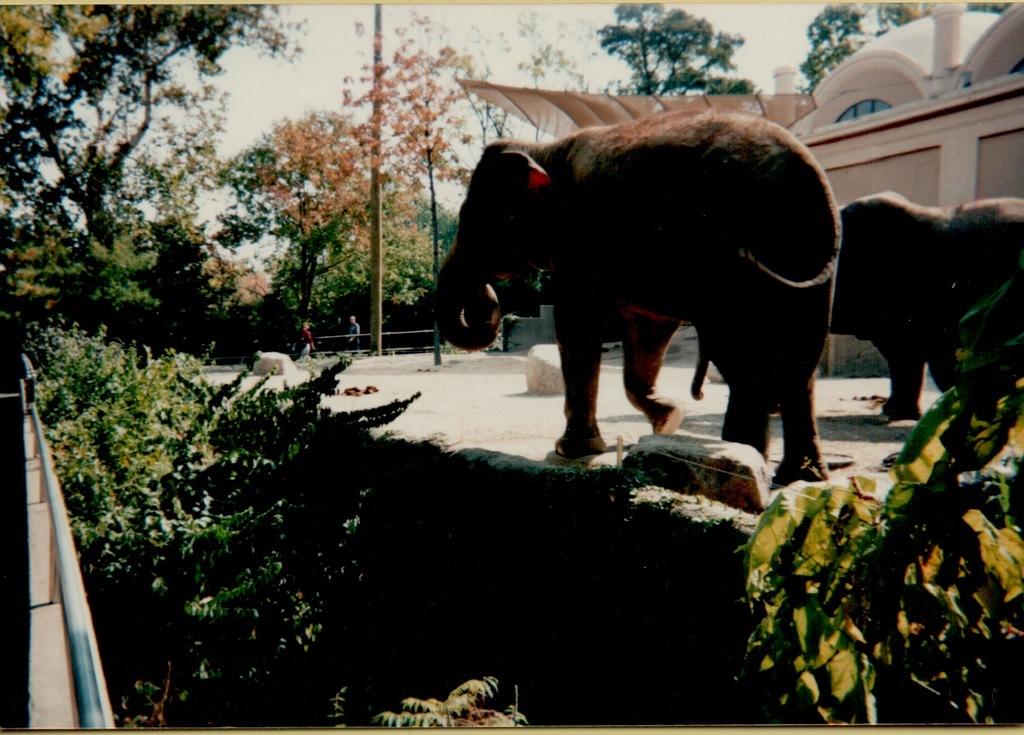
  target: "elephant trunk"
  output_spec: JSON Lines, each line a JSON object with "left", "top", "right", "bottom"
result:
{"left": 436, "top": 250, "right": 501, "bottom": 351}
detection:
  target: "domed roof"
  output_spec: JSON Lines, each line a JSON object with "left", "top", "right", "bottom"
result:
{"left": 849, "top": 11, "right": 1000, "bottom": 72}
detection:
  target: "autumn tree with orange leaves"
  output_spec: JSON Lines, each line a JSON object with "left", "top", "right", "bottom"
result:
{"left": 219, "top": 111, "right": 368, "bottom": 322}
{"left": 219, "top": 110, "right": 434, "bottom": 330}
{"left": 343, "top": 13, "right": 470, "bottom": 355}
{"left": 219, "top": 15, "right": 468, "bottom": 339}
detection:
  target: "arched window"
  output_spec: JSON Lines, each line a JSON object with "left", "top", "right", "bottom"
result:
{"left": 836, "top": 98, "right": 893, "bottom": 122}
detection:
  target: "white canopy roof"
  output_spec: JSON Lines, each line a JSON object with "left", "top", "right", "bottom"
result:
{"left": 458, "top": 78, "right": 818, "bottom": 138}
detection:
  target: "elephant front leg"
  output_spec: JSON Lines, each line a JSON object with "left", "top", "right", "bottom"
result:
{"left": 554, "top": 301, "right": 608, "bottom": 458}
{"left": 621, "top": 308, "right": 683, "bottom": 435}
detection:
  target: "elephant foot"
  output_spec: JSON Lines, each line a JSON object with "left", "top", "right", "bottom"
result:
{"left": 556, "top": 431, "right": 609, "bottom": 459}
{"left": 882, "top": 401, "right": 921, "bottom": 422}
{"left": 773, "top": 456, "right": 829, "bottom": 487}
{"left": 650, "top": 404, "right": 683, "bottom": 436}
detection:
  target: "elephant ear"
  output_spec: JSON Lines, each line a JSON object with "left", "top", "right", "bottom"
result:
{"left": 498, "top": 150, "right": 552, "bottom": 191}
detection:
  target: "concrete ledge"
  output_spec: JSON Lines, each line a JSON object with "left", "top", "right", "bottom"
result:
{"left": 29, "top": 600, "right": 76, "bottom": 727}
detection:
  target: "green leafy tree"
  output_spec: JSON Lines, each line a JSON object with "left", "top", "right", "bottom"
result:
{"left": 598, "top": 4, "right": 754, "bottom": 96}
{"left": 744, "top": 261, "right": 1024, "bottom": 723}
{"left": 0, "top": 5, "right": 291, "bottom": 336}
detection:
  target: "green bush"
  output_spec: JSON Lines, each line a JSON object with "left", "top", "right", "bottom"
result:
{"left": 28, "top": 326, "right": 419, "bottom": 725}
{"left": 744, "top": 263, "right": 1024, "bottom": 723}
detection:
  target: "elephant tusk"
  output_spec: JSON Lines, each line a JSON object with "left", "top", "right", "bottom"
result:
{"left": 737, "top": 249, "right": 835, "bottom": 289}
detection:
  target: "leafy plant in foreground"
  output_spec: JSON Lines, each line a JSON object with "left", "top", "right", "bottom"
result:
{"left": 28, "top": 326, "right": 420, "bottom": 725}
{"left": 744, "top": 262, "right": 1024, "bottom": 723}
{"left": 374, "top": 676, "right": 528, "bottom": 727}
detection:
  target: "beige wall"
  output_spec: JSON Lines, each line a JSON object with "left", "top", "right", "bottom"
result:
{"left": 804, "top": 78, "right": 1024, "bottom": 206}
{"left": 976, "top": 127, "right": 1024, "bottom": 198}
{"left": 826, "top": 147, "right": 941, "bottom": 205}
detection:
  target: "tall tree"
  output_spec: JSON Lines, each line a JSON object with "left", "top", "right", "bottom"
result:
{"left": 342, "top": 13, "right": 469, "bottom": 355}
{"left": 0, "top": 5, "right": 291, "bottom": 335}
{"left": 218, "top": 111, "right": 435, "bottom": 339}
{"left": 458, "top": 35, "right": 516, "bottom": 145}
{"left": 516, "top": 11, "right": 593, "bottom": 91}
{"left": 598, "top": 4, "right": 754, "bottom": 96}
{"left": 219, "top": 111, "right": 367, "bottom": 323}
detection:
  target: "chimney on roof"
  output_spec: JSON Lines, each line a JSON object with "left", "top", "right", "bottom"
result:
{"left": 772, "top": 66, "right": 798, "bottom": 95}
{"left": 932, "top": 3, "right": 966, "bottom": 76}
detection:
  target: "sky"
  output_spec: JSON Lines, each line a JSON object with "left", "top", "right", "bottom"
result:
{"left": 212, "top": 3, "right": 828, "bottom": 159}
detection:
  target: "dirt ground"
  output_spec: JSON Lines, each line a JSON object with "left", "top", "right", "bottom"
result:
{"left": 222, "top": 329, "right": 940, "bottom": 487}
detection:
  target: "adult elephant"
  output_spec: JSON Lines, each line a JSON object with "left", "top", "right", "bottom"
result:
{"left": 832, "top": 192, "right": 1024, "bottom": 420}
{"left": 437, "top": 110, "right": 840, "bottom": 485}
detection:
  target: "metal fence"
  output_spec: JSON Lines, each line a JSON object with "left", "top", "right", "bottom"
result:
{"left": 20, "top": 356, "right": 115, "bottom": 729}
{"left": 207, "top": 328, "right": 436, "bottom": 366}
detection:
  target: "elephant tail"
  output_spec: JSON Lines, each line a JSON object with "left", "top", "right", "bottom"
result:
{"left": 690, "top": 354, "right": 707, "bottom": 400}
{"left": 737, "top": 248, "right": 835, "bottom": 289}
{"left": 690, "top": 324, "right": 707, "bottom": 400}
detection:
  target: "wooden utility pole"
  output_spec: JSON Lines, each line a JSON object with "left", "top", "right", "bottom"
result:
{"left": 428, "top": 147, "right": 442, "bottom": 367}
{"left": 369, "top": 4, "right": 384, "bottom": 355}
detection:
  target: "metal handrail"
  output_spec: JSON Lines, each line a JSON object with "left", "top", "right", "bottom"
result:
{"left": 22, "top": 356, "right": 114, "bottom": 728}
{"left": 20, "top": 353, "right": 35, "bottom": 406}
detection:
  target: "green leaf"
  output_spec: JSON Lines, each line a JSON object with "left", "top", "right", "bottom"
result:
{"left": 794, "top": 603, "right": 832, "bottom": 661}
{"left": 964, "top": 510, "right": 1024, "bottom": 603}
{"left": 796, "top": 507, "right": 837, "bottom": 576}
{"left": 894, "top": 388, "right": 960, "bottom": 483}
{"left": 827, "top": 647, "right": 859, "bottom": 703}
{"left": 746, "top": 497, "right": 798, "bottom": 588}
{"left": 795, "top": 670, "right": 821, "bottom": 709}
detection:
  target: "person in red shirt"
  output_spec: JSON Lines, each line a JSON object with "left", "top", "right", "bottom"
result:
{"left": 299, "top": 322, "right": 315, "bottom": 363}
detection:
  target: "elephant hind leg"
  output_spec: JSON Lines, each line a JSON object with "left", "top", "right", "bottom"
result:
{"left": 926, "top": 336, "right": 958, "bottom": 393}
{"left": 875, "top": 338, "right": 925, "bottom": 420}
{"left": 620, "top": 308, "right": 683, "bottom": 436}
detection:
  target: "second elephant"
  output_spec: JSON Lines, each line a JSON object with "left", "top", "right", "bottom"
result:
{"left": 831, "top": 191, "right": 1024, "bottom": 419}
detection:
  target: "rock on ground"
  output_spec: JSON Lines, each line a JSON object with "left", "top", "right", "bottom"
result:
{"left": 526, "top": 344, "right": 565, "bottom": 395}
{"left": 624, "top": 434, "right": 771, "bottom": 513}
{"left": 253, "top": 351, "right": 302, "bottom": 379}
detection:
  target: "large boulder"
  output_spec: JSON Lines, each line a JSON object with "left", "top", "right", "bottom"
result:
{"left": 526, "top": 343, "right": 565, "bottom": 395}
{"left": 623, "top": 434, "right": 771, "bottom": 513}
{"left": 253, "top": 351, "right": 302, "bottom": 378}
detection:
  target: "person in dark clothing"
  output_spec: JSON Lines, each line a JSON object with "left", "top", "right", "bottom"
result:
{"left": 347, "top": 315, "right": 362, "bottom": 352}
